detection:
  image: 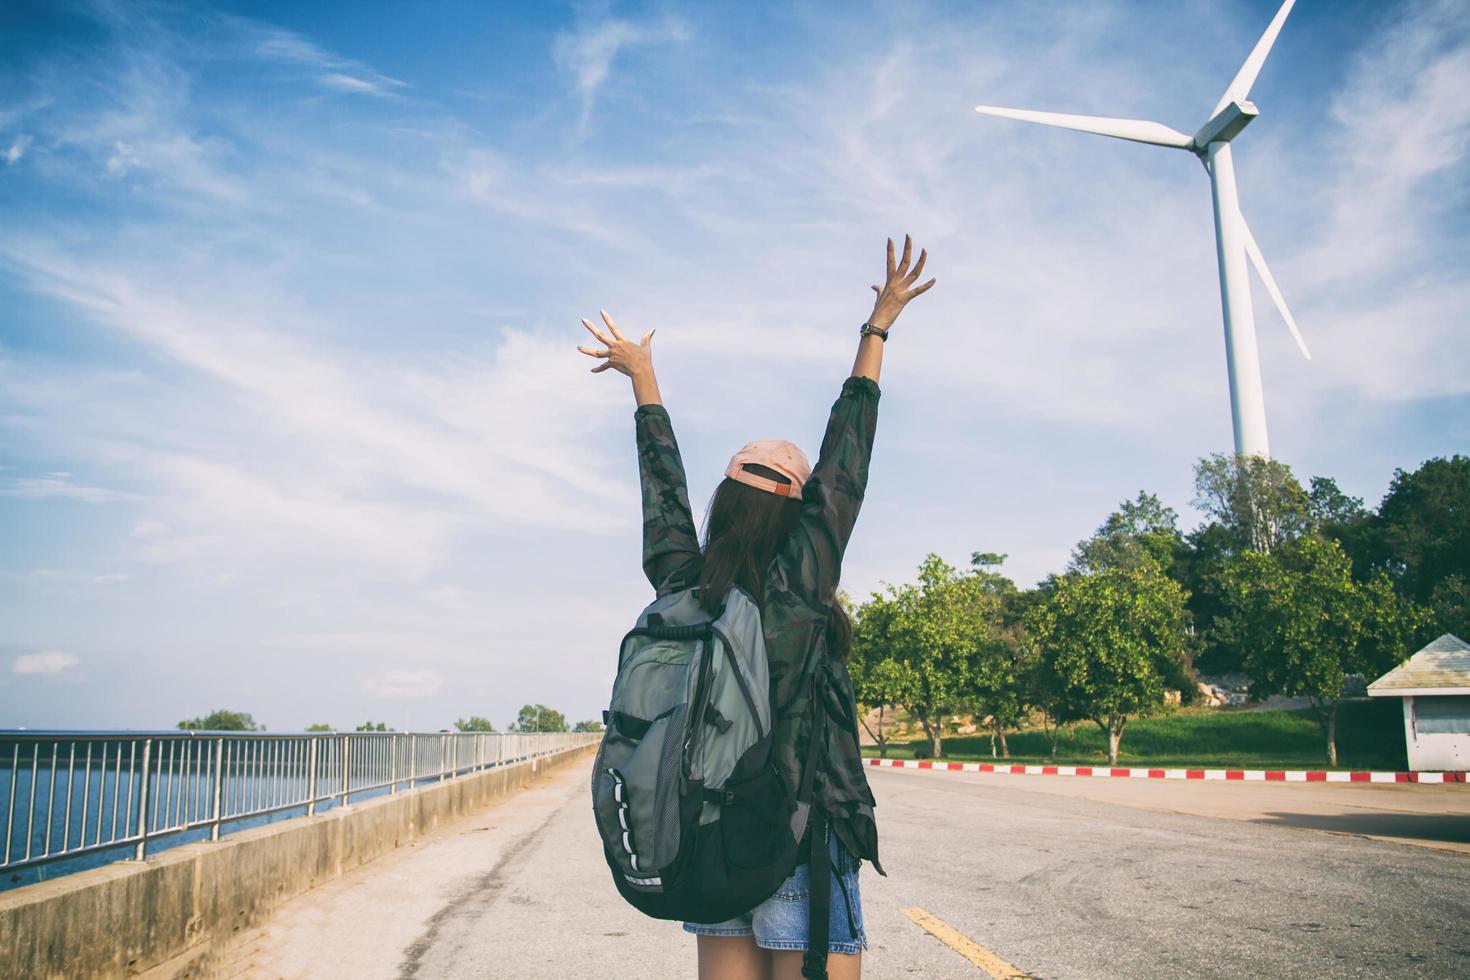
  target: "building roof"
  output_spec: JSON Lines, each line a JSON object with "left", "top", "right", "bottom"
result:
{"left": 1368, "top": 634, "right": 1470, "bottom": 697}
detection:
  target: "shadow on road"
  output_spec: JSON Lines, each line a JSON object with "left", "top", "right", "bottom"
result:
{"left": 1255, "top": 811, "right": 1470, "bottom": 847}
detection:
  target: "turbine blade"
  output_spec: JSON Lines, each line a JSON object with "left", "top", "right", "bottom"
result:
{"left": 973, "top": 105, "right": 1193, "bottom": 149}
{"left": 1211, "top": 0, "right": 1296, "bottom": 117}
{"left": 1239, "top": 209, "right": 1310, "bottom": 360}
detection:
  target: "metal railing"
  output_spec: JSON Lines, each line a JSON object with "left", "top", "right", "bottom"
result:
{"left": 0, "top": 730, "right": 598, "bottom": 876}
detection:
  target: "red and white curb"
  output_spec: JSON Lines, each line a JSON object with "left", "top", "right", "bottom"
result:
{"left": 865, "top": 757, "right": 1467, "bottom": 784}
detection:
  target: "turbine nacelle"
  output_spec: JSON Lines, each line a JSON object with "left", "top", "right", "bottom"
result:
{"left": 1192, "top": 100, "right": 1258, "bottom": 153}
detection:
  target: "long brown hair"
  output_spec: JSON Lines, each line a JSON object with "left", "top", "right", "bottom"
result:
{"left": 699, "top": 463, "right": 852, "bottom": 663}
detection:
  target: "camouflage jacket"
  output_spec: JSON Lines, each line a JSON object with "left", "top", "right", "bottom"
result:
{"left": 634, "top": 375, "right": 884, "bottom": 875}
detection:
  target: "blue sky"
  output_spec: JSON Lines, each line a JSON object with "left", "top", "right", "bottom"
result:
{"left": 2, "top": 0, "right": 1467, "bottom": 731}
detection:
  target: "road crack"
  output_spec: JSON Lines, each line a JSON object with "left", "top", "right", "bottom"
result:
{"left": 396, "top": 798, "right": 561, "bottom": 978}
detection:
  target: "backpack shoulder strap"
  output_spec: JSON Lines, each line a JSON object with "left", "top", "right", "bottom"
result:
{"left": 799, "top": 665, "right": 832, "bottom": 980}
{"left": 789, "top": 662, "right": 825, "bottom": 841}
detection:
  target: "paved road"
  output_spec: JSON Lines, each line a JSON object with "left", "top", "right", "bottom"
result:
{"left": 228, "top": 761, "right": 1470, "bottom": 979}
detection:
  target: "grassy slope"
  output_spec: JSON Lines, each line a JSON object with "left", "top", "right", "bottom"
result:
{"left": 861, "top": 699, "right": 1407, "bottom": 771}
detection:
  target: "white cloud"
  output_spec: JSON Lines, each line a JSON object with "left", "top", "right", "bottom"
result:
{"left": 0, "top": 232, "right": 630, "bottom": 587}
{"left": 318, "top": 72, "right": 399, "bottom": 96}
{"left": 249, "top": 23, "right": 406, "bottom": 97}
{"left": 13, "top": 651, "right": 80, "bottom": 675}
{"left": 362, "top": 668, "right": 443, "bottom": 699}
{"left": 553, "top": 13, "right": 690, "bottom": 131}
{"left": 4, "top": 134, "right": 31, "bottom": 165}
{"left": 1264, "top": 0, "right": 1470, "bottom": 410}
{"left": 452, "top": 149, "right": 625, "bottom": 244}
{"left": 0, "top": 473, "right": 133, "bottom": 503}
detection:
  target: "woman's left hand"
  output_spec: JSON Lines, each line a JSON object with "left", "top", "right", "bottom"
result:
{"left": 577, "top": 309, "right": 655, "bottom": 378}
{"left": 867, "top": 234, "right": 936, "bottom": 331}
{"left": 578, "top": 309, "right": 663, "bottom": 406}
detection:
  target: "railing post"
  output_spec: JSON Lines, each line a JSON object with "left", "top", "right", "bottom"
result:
{"left": 439, "top": 733, "right": 447, "bottom": 782}
{"left": 390, "top": 733, "right": 399, "bottom": 795}
{"left": 209, "top": 737, "right": 225, "bottom": 841}
{"left": 409, "top": 734, "right": 417, "bottom": 788}
{"left": 340, "top": 735, "right": 351, "bottom": 807}
{"left": 306, "top": 736, "right": 320, "bottom": 816}
{"left": 133, "top": 738, "right": 153, "bottom": 861}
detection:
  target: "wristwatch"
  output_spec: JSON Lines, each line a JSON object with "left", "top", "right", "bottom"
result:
{"left": 859, "top": 321, "right": 889, "bottom": 342}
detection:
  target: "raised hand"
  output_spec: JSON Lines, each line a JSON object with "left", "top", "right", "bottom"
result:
{"left": 577, "top": 309, "right": 663, "bottom": 406}
{"left": 868, "top": 234, "right": 936, "bottom": 330}
{"left": 577, "top": 309, "right": 655, "bottom": 376}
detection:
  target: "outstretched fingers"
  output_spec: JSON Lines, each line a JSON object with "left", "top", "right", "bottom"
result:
{"left": 577, "top": 342, "right": 611, "bottom": 374}
{"left": 905, "top": 277, "right": 937, "bottom": 300}
{"left": 581, "top": 317, "right": 612, "bottom": 345}
{"left": 904, "top": 248, "right": 928, "bottom": 286}
{"left": 894, "top": 234, "right": 912, "bottom": 280}
{"left": 600, "top": 309, "right": 626, "bottom": 341}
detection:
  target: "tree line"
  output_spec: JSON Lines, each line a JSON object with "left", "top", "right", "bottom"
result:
{"left": 849, "top": 454, "right": 1467, "bottom": 766}
{"left": 176, "top": 703, "right": 607, "bottom": 734}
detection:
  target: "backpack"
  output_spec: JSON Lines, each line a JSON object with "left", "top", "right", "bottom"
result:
{"left": 592, "top": 584, "right": 832, "bottom": 954}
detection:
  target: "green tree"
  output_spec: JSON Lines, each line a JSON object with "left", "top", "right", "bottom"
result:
{"left": 1429, "top": 576, "right": 1470, "bottom": 640}
{"left": 304, "top": 723, "right": 333, "bottom": 732}
{"left": 1026, "top": 563, "right": 1191, "bottom": 765}
{"left": 850, "top": 591, "right": 913, "bottom": 759}
{"left": 453, "top": 716, "right": 497, "bottom": 732}
{"left": 1306, "top": 475, "right": 1373, "bottom": 577}
{"left": 178, "top": 709, "right": 260, "bottom": 731}
{"left": 1193, "top": 452, "right": 1310, "bottom": 554}
{"left": 1022, "top": 633, "right": 1085, "bottom": 761}
{"left": 355, "top": 721, "right": 390, "bottom": 732}
{"left": 1307, "top": 476, "right": 1367, "bottom": 533}
{"left": 1369, "top": 456, "right": 1470, "bottom": 606}
{"left": 1174, "top": 521, "right": 1240, "bottom": 673}
{"left": 966, "top": 553, "right": 1029, "bottom": 758}
{"left": 1070, "top": 492, "right": 1183, "bottom": 574}
{"left": 1219, "top": 535, "right": 1431, "bottom": 765}
{"left": 512, "top": 704, "right": 569, "bottom": 733}
{"left": 872, "top": 554, "right": 1003, "bottom": 759}
{"left": 572, "top": 719, "right": 605, "bottom": 733}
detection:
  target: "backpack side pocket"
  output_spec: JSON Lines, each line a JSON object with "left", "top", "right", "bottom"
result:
{"left": 717, "top": 738, "right": 792, "bottom": 870}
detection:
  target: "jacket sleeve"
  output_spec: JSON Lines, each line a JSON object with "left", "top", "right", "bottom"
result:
{"left": 635, "top": 403, "right": 703, "bottom": 595}
{"left": 770, "top": 375, "right": 880, "bottom": 609}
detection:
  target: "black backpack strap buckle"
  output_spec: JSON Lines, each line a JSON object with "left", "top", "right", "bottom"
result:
{"left": 704, "top": 703, "right": 734, "bottom": 733}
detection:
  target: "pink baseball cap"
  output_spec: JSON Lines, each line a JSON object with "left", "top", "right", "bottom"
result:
{"left": 724, "top": 439, "right": 812, "bottom": 498}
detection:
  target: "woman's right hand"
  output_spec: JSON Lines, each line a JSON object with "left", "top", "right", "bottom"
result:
{"left": 867, "top": 234, "right": 936, "bottom": 330}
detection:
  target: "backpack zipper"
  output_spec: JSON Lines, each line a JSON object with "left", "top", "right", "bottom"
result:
{"left": 681, "top": 630, "right": 718, "bottom": 780}
{"left": 712, "top": 624, "right": 765, "bottom": 742}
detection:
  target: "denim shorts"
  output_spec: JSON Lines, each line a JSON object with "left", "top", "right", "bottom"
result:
{"left": 682, "top": 829, "right": 867, "bottom": 955}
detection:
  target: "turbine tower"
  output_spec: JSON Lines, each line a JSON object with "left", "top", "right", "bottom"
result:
{"left": 975, "top": 0, "right": 1309, "bottom": 458}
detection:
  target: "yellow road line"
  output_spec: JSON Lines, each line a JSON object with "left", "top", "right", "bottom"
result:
{"left": 900, "top": 907, "right": 1032, "bottom": 979}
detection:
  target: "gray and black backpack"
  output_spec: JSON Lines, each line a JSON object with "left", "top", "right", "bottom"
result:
{"left": 592, "top": 584, "right": 827, "bottom": 928}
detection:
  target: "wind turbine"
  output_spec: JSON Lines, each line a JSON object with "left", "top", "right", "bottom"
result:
{"left": 975, "top": 0, "right": 1309, "bottom": 458}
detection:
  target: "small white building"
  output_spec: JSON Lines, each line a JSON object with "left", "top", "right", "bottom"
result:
{"left": 1368, "top": 633, "right": 1470, "bottom": 772}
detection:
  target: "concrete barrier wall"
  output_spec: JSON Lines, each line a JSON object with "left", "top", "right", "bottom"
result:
{"left": 0, "top": 744, "right": 596, "bottom": 980}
